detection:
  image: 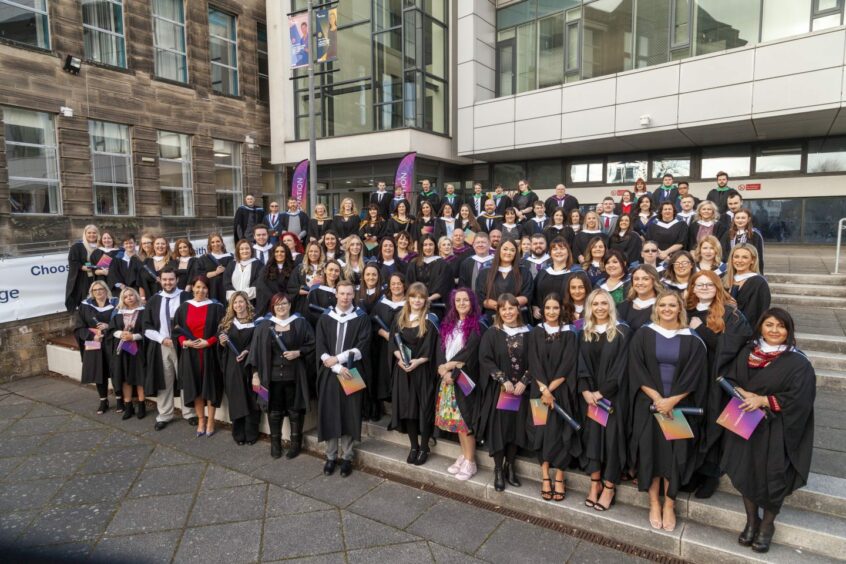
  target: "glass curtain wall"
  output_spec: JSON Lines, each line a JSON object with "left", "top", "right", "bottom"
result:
{"left": 293, "top": 0, "right": 448, "bottom": 139}
{"left": 496, "top": 0, "right": 844, "bottom": 96}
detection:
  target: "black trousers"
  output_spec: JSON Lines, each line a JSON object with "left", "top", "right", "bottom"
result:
{"left": 232, "top": 409, "right": 261, "bottom": 442}
{"left": 269, "top": 380, "right": 299, "bottom": 414}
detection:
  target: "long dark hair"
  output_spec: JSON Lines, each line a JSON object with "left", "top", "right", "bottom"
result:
{"left": 562, "top": 271, "right": 590, "bottom": 320}
{"left": 265, "top": 244, "right": 294, "bottom": 281}
{"left": 753, "top": 307, "right": 796, "bottom": 348}
{"left": 440, "top": 287, "right": 482, "bottom": 350}
{"left": 357, "top": 263, "right": 383, "bottom": 302}
{"left": 484, "top": 239, "right": 522, "bottom": 302}
{"left": 415, "top": 234, "right": 439, "bottom": 266}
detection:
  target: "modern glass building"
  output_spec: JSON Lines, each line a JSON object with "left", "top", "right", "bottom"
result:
{"left": 267, "top": 0, "right": 846, "bottom": 243}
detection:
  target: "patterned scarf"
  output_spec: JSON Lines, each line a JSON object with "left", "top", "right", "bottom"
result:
{"left": 747, "top": 344, "right": 784, "bottom": 369}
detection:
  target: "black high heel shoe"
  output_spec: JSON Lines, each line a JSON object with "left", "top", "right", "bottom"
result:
{"left": 97, "top": 399, "right": 109, "bottom": 415}
{"left": 594, "top": 483, "right": 615, "bottom": 511}
{"left": 585, "top": 478, "right": 602, "bottom": 508}
{"left": 503, "top": 461, "right": 521, "bottom": 487}
{"left": 738, "top": 520, "right": 759, "bottom": 547}
{"left": 122, "top": 401, "right": 136, "bottom": 420}
{"left": 751, "top": 526, "right": 774, "bottom": 553}
{"left": 406, "top": 448, "right": 419, "bottom": 464}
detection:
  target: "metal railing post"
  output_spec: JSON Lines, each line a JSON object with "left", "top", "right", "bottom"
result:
{"left": 836, "top": 218, "right": 846, "bottom": 274}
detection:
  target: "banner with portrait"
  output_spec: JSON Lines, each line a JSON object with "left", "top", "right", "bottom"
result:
{"left": 315, "top": 8, "right": 338, "bottom": 63}
{"left": 289, "top": 13, "right": 310, "bottom": 69}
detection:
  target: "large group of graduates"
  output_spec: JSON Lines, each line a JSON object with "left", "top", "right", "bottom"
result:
{"left": 64, "top": 171, "right": 814, "bottom": 554}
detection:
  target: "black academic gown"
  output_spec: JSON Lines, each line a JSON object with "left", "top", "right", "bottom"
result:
{"left": 378, "top": 259, "right": 406, "bottom": 281}
{"left": 65, "top": 242, "right": 95, "bottom": 312}
{"left": 721, "top": 345, "right": 815, "bottom": 512}
{"left": 222, "top": 259, "right": 261, "bottom": 305}
{"left": 706, "top": 187, "right": 740, "bottom": 214}
{"left": 256, "top": 265, "right": 293, "bottom": 317}
{"left": 609, "top": 232, "right": 643, "bottom": 266}
{"left": 512, "top": 191, "right": 538, "bottom": 216}
{"left": 730, "top": 275, "right": 771, "bottom": 329}
{"left": 139, "top": 258, "right": 169, "bottom": 299}
{"left": 307, "top": 285, "right": 338, "bottom": 326}
{"left": 89, "top": 248, "right": 120, "bottom": 284}
{"left": 572, "top": 230, "right": 606, "bottom": 262}
{"left": 528, "top": 325, "right": 582, "bottom": 469}
{"left": 107, "top": 307, "right": 145, "bottom": 389}
{"left": 458, "top": 255, "right": 492, "bottom": 291}
{"left": 410, "top": 216, "right": 437, "bottom": 243}
{"left": 545, "top": 195, "right": 579, "bottom": 216}
{"left": 687, "top": 221, "right": 726, "bottom": 251}
{"left": 533, "top": 267, "right": 578, "bottom": 309}
{"left": 74, "top": 298, "right": 117, "bottom": 383}
{"left": 385, "top": 216, "right": 414, "bottom": 238}
{"left": 369, "top": 191, "right": 392, "bottom": 219}
{"left": 720, "top": 230, "right": 766, "bottom": 273}
{"left": 370, "top": 297, "right": 405, "bottom": 401}
{"left": 107, "top": 254, "right": 142, "bottom": 295}
{"left": 479, "top": 326, "right": 532, "bottom": 454}
{"left": 234, "top": 204, "right": 264, "bottom": 242}
{"left": 653, "top": 186, "right": 680, "bottom": 207}
{"left": 628, "top": 325, "right": 707, "bottom": 498}
{"left": 578, "top": 324, "right": 631, "bottom": 483}
{"left": 433, "top": 217, "right": 457, "bottom": 241}
{"left": 307, "top": 218, "right": 332, "bottom": 242}
{"left": 646, "top": 220, "right": 688, "bottom": 254}
{"left": 248, "top": 315, "right": 315, "bottom": 413}
{"left": 315, "top": 307, "right": 372, "bottom": 441}
{"left": 196, "top": 253, "right": 234, "bottom": 304}
{"left": 388, "top": 315, "right": 439, "bottom": 433}
{"left": 359, "top": 221, "right": 385, "bottom": 259}
{"left": 435, "top": 327, "right": 484, "bottom": 436}
{"left": 142, "top": 291, "right": 191, "bottom": 395}
{"left": 168, "top": 257, "right": 198, "bottom": 292}
{"left": 543, "top": 225, "right": 575, "bottom": 248}
{"left": 173, "top": 300, "right": 225, "bottom": 407}
{"left": 616, "top": 300, "right": 654, "bottom": 332}
{"left": 332, "top": 215, "right": 360, "bottom": 240}
{"left": 476, "top": 265, "right": 533, "bottom": 319}
{"left": 688, "top": 306, "right": 752, "bottom": 476}
{"left": 416, "top": 191, "right": 441, "bottom": 216}
{"left": 477, "top": 214, "right": 502, "bottom": 234}
{"left": 405, "top": 258, "right": 451, "bottom": 310}
{"left": 220, "top": 320, "right": 259, "bottom": 421}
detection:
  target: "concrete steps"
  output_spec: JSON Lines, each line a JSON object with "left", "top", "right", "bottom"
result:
{"left": 769, "top": 282, "right": 846, "bottom": 298}
{"left": 771, "top": 295, "right": 846, "bottom": 309}
{"left": 765, "top": 273, "right": 846, "bottom": 285}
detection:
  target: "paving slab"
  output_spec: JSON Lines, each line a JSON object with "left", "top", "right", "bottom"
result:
{"left": 406, "top": 499, "right": 504, "bottom": 555}
{"left": 261, "top": 510, "right": 344, "bottom": 561}
{"left": 475, "top": 517, "right": 580, "bottom": 563}
{"left": 92, "top": 530, "right": 181, "bottom": 563}
{"left": 105, "top": 493, "right": 194, "bottom": 536}
{"left": 347, "top": 480, "right": 440, "bottom": 529}
{"left": 187, "top": 483, "right": 267, "bottom": 527}
{"left": 173, "top": 520, "right": 262, "bottom": 564}
{"left": 340, "top": 510, "right": 421, "bottom": 550}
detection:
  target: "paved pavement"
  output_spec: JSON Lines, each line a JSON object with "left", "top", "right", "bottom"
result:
{"left": 0, "top": 376, "right": 651, "bottom": 564}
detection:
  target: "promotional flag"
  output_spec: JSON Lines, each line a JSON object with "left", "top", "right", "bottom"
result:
{"left": 289, "top": 13, "right": 310, "bottom": 69}
{"left": 291, "top": 159, "right": 309, "bottom": 205}
{"left": 315, "top": 8, "right": 338, "bottom": 63}
{"left": 394, "top": 152, "right": 416, "bottom": 197}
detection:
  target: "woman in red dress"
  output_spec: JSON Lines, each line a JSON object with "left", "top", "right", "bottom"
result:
{"left": 174, "top": 276, "right": 225, "bottom": 437}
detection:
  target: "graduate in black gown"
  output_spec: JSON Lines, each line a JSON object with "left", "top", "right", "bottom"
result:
{"left": 195, "top": 233, "right": 233, "bottom": 304}
{"left": 139, "top": 237, "right": 172, "bottom": 300}
{"left": 435, "top": 288, "right": 484, "bottom": 481}
{"left": 405, "top": 234, "right": 451, "bottom": 318}
{"left": 256, "top": 244, "right": 295, "bottom": 317}
{"left": 645, "top": 202, "right": 688, "bottom": 263}
{"left": 65, "top": 224, "right": 101, "bottom": 312}
{"left": 233, "top": 193, "right": 263, "bottom": 242}
{"left": 684, "top": 270, "right": 752, "bottom": 499}
{"left": 543, "top": 208, "right": 575, "bottom": 248}
{"left": 307, "top": 203, "right": 333, "bottom": 243}
{"left": 173, "top": 276, "right": 225, "bottom": 437}
{"left": 356, "top": 263, "right": 383, "bottom": 315}
{"left": 395, "top": 231, "right": 418, "bottom": 265}
{"left": 563, "top": 271, "right": 591, "bottom": 330}
{"left": 315, "top": 281, "right": 372, "bottom": 477}
{"left": 248, "top": 293, "right": 315, "bottom": 459}
{"left": 222, "top": 240, "right": 260, "bottom": 305}
{"left": 108, "top": 234, "right": 143, "bottom": 296}
{"left": 370, "top": 273, "right": 406, "bottom": 407}
{"left": 108, "top": 287, "right": 146, "bottom": 420}
{"left": 687, "top": 200, "right": 726, "bottom": 251}
{"left": 75, "top": 280, "right": 117, "bottom": 413}
{"left": 528, "top": 294, "right": 581, "bottom": 503}
{"left": 719, "top": 208, "right": 765, "bottom": 274}
{"left": 458, "top": 232, "right": 493, "bottom": 291}
{"left": 385, "top": 200, "right": 415, "bottom": 239}
{"left": 725, "top": 244, "right": 770, "bottom": 328}
{"left": 721, "top": 308, "right": 815, "bottom": 554}
{"left": 332, "top": 197, "right": 360, "bottom": 243}
{"left": 410, "top": 200, "right": 437, "bottom": 243}
{"left": 578, "top": 289, "right": 630, "bottom": 512}
{"left": 168, "top": 238, "right": 198, "bottom": 293}
{"left": 608, "top": 214, "right": 642, "bottom": 266}
{"left": 479, "top": 294, "right": 532, "bottom": 492}
{"left": 306, "top": 260, "right": 341, "bottom": 326}
{"left": 477, "top": 239, "right": 533, "bottom": 323}
{"left": 572, "top": 212, "right": 606, "bottom": 263}
{"left": 218, "top": 292, "right": 261, "bottom": 446}
{"left": 288, "top": 242, "right": 325, "bottom": 319}
{"left": 388, "top": 283, "right": 440, "bottom": 466}
{"left": 321, "top": 230, "right": 344, "bottom": 262}
{"left": 628, "top": 290, "right": 707, "bottom": 533}
{"left": 89, "top": 231, "right": 120, "bottom": 284}
{"left": 359, "top": 205, "right": 385, "bottom": 260}
{"left": 531, "top": 238, "right": 580, "bottom": 323}
{"left": 617, "top": 265, "right": 662, "bottom": 331}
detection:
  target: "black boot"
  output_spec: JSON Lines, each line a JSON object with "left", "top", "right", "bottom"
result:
{"left": 136, "top": 401, "right": 146, "bottom": 420}
{"left": 122, "top": 401, "right": 136, "bottom": 420}
{"left": 504, "top": 461, "right": 521, "bottom": 487}
{"left": 269, "top": 411, "right": 284, "bottom": 459}
{"left": 738, "top": 519, "right": 759, "bottom": 546}
{"left": 370, "top": 400, "right": 382, "bottom": 422}
{"left": 115, "top": 397, "right": 125, "bottom": 414}
{"left": 695, "top": 476, "right": 719, "bottom": 499}
{"left": 494, "top": 466, "right": 506, "bottom": 492}
{"left": 286, "top": 411, "right": 302, "bottom": 459}
{"left": 751, "top": 525, "right": 774, "bottom": 553}
{"left": 97, "top": 398, "right": 109, "bottom": 415}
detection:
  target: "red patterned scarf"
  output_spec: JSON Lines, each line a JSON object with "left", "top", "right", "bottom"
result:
{"left": 747, "top": 344, "right": 784, "bottom": 369}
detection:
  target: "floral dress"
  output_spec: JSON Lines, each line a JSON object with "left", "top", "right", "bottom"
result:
{"left": 435, "top": 326, "right": 469, "bottom": 433}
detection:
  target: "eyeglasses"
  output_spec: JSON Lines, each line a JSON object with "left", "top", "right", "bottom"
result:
{"left": 675, "top": 261, "right": 692, "bottom": 267}
{"left": 694, "top": 282, "right": 716, "bottom": 289}
{"left": 643, "top": 249, "right": 658, "bottom": 253}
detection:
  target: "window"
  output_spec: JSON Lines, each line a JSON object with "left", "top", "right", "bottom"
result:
{"left": 3, "top": 107, "right": 60, "bottom": 214}
{"left": 493, "top": 163, "right": 526, "bottom": 189}
{"left": 538, "top": 13, "right": 564, "bottom": 88}
{"left": 157, "top": 131, "right": 192, "bottom": 217}
{"left": 761, "top": 0, "right": 811, "bottom": 42}
{"left": 807, "top": 137, "right": 846, "bottom": 173}
{"left": 257, "top": 23, "right": 269, "bottom": 102}
{"left": 569, "top": 160, "right": 604, "bottom": 183}
{"left": 635, "top": 0, "right": 672, "bottom": 68}
{"left": 213, "top": 139, "right": 241, "bottom": 217}
{"left": 813, "top": 0, "right": 844, "bottom": 30}
{"left": 152, "top": 0, "right": 187, "bottom": 82}
{"left": 651, "top": 155, "right": 691, "bottom": 179}
{"left": 754, "top": 144, "right": 802, "bottom": 173}
{"left": 693, "top": 0, "right": 759, "bottom": 56}
{"left": 209, "top": 8, "right": 238, "bottom": 95}
{"left": 528, "top": 160, "right": 562, "bottom": 190}
{"left": 582, "top": 0, "right": 633, "bottom": 79}
{"left": 606, "top": 156, "right": 647, "bottom": 184}
{"left": 260, "top": 146, "right": 276, "bottom": 201}
{"left": 90, "top": 120, "right": 133, "bottom": 216}
{"left": 0, "top": 0, "right": 50, "bottom": 49}
{"left": 82, "top": 0, "right": 126, "bottom": 67}
{"left": 700, "top": 145, "right": 751, "bottom": 178}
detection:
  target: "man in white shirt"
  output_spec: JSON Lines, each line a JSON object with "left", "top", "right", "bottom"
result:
{"left": 599, "top": 197, "right": 619, "bottom": 235}
{"left": 252, "top": 225, "right": 273, "bottom": 265}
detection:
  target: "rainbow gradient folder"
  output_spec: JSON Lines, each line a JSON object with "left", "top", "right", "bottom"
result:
{"left": 530, "top": 398, "right": 548, "bottom": 426}
{"left": 337, "top": 367, "right": 366, "bottom": 396}
{"left": 587, "top": 404, "right": 609, "bottom": 427}
{"left": 717, "top": 397, "right": 764, "bottom": 440}
{"left": 496, "top": 388, "right": 522, "bottom": 411}
{"left": 455, "top": 370, "right": 475, "bottom": 396}
{"left": 252, "top": 383, "right": 269, "bottom": 402}
{"left": 654, "top": 409, "right": 694, "bottom": 440}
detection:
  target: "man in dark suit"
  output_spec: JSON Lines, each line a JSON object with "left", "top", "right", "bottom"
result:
{"left": 706, "top": 171, "right": 739, "bottom": 214}
{"left": 599, "top": 197, "right": 619, "bottom": 235}
{"left": 477, "top": 199, "right": 502, "bottom": 234}
{"left": 233, "top": 193, "right": 264, "bottom": 243}
{"left": 652, "top": 174, "right": 679, "bottom": 207}
{"left": 264, "top": 201, "right": 283, "bottom": 245}
{"left": 416, "top": 178, "right": 441, "bottom": 216}
{"left": 369, "top": 180, "right": 392, "bottom": 219}
{"left": 441, "top": 183, "right": 462, "bottom": 213}
{"left": 469, "top": 182, "right": 485, "bottom": 216}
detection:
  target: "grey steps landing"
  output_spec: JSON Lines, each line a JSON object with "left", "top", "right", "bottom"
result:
{"left": 771, "top": 295, "right": 846, "bottom": 309}
{"left": 766, "top": 273, "right": 846, "bottom": 285}
{"left": 302, "top": 432, "right": 839, "bottom": 564}
{"left": 769, "top": 283, "right": 846, "bottom": 298}
{"left": 797, "top": 334, "right": 846, "bottom": 355}
{"left": 815, "top": 369, "right": 846, "bottom": 390}
{"left": 686, "top": 491, "right": 846, "bottom": 561}
{"left": 803, "top": 350, "right": 846, "bottom": 372}
{"left": 717, "top": 472, "right": 846, "bottom": 520}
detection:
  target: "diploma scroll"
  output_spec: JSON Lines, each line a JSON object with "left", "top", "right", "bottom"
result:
{"left": 270, "top": 327, "right": 288, "bottom": 354}
{"left": 394, "top": 334, "right": 411, "bottom": 366}
{"left": 649, "top": 405, "right": 704, "bottom": 416}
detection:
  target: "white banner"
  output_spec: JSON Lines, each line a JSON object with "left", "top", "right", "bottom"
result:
{"left": 0, "top": 235, "right": 235, "bottom": 325}
{"left": 0, "top": 252, "right": 70, "bottom": 323}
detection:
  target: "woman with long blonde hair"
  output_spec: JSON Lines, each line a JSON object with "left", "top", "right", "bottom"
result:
{"left": 693, "top": 235, "right": 725, "bottom": 275}
{"left": 197, "top": 232, "right": 233, "bottom": 303}
{"left": 73, "top": 279, "right": 116, "bottom": 414}
{"left": 219, "top": 292, "right": 260, "bottom": 446}
{"left": 332, "top": 197, "right": 360, "bottom": 243}
{"left": 109, "top": 287, "right": 146, "bottom": 420}
{"left": 573, "top": 211, "right": 606, "bottom": 264}
{"left": 308, "top": 202, "right": 332, "bottom": 242}
{"left": 339, "top": 235, "right": 365, "bottom": 285}
{"left": 65, "top": 224, "right": 101, "bottom": 311}
{"left": 724, "top": 244, "right": 770, "bottom": 328}
{"left": 388, "top": 282, "right": 439, "bottom": 466}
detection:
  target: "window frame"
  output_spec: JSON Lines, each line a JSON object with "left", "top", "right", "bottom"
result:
{"left": 89, "top": 119, "right": 134, "bottom": 217}
{"left": 256, "top": 21, "right": 269, "bottom": 102}
{"left": 0, "top": 0, "right": 51, "bottom": 50}
{"left": 3, "top": 106, "right": 62, "bottom": 215}
{"left": 213, "top": 138, "right": 242, "bottom": 218}
{"left": 157, "top": 130, "right": 193, "bottom": 218}
{"left": 151, "top": 0, "right": 188, "bottom": 83}
{"left": 81, "top": 0, "right": 127, "bottom": 68}
{"left": 208, "top": 6, "right": 240, "bottom": 96}
{"left": 669, "top": 0, "right": 692, "bottom": 50}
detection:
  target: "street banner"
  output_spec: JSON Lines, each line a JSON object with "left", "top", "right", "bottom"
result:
{"left": 395, "top": 152, "right": 416, "bottom": 197}
{"left": 289, "top": 13, "right": 309, "bottom": 69}
{"left": 315, "top": 8, "right": 338, "bottom": 63}
{"left": 291, "top": 159, "right": 309, "bottom": 204}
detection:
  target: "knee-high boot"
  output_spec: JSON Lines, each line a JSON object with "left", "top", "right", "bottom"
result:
{"left": 286, "top": 411, "right": 302, "bottom": 459}
{"left": 269, "top": 411, "right": 284, "bottom": 459}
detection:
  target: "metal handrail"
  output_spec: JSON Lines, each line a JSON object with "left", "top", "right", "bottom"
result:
{"left": 836, "top": 218, "right": 846, "bottom": 274}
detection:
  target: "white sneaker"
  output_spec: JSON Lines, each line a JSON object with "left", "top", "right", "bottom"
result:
{"left": 455, "top": 460, "right": 477, "bottom": 481}
{"left": 447, "top": 454, "right": 465, "bottom": 474}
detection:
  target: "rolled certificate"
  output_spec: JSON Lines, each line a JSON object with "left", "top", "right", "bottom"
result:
{"left": 717, "top": 376, "right": 766, "bottom": 418}
{"left": 269, "top": 327, "right": 288, "bottom": 353}
{"left": 394, "top": 333, "right": 411, "bottom": 365}
{"left": 219, "top": 333, "right": 240, "bottom": 356}
{"left": 373, "top": 315, "right": 390, "bottom": 333}
{"left": 309, "top": 303, "right": 329, "bottom": 314}
{"left": 552, "top": 402, "right": 582, "bottom": 432}
{"left": 596, "top": 398, "right": 615, "bottom": 414}
{"left": 649, "top": 405, "right": 704, "bottom": 416}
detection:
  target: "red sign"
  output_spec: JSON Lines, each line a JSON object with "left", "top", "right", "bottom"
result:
{"left": 612, "top": 189, "right": 629, "bottom": 196}
{"left": 739, "top": 183, "right": 761, "bottom": 191}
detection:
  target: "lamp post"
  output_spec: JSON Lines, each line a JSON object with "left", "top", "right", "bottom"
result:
{"left": 307, "top": 0, "right": 318, "bottom": 215}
